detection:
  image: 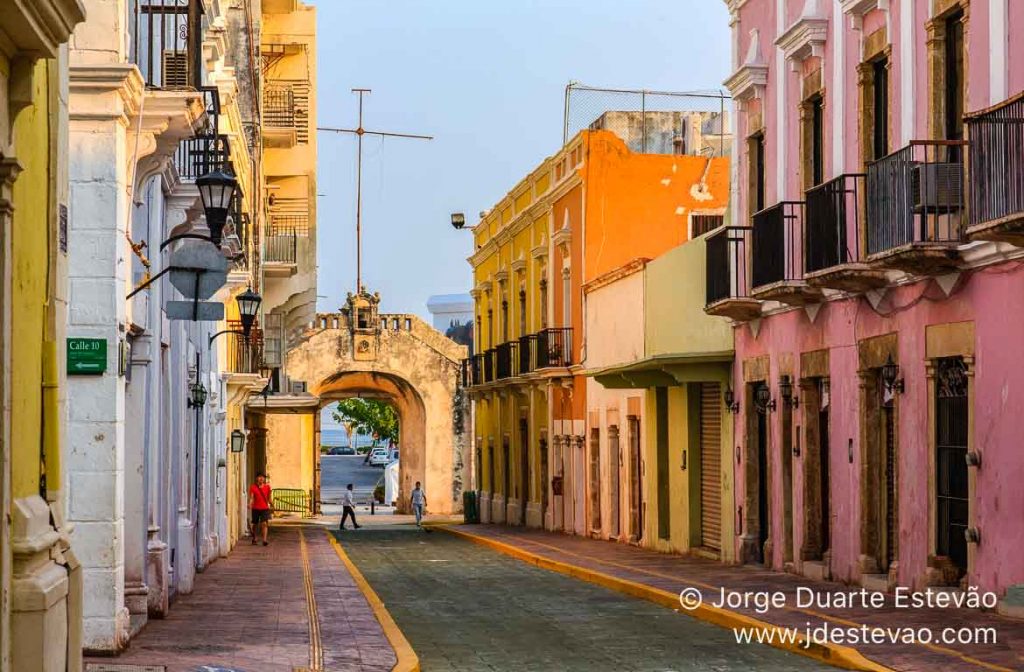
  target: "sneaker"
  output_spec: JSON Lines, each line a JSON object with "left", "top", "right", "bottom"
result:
{"left": 262, "top": 541, "right": 269, "bottom": 546}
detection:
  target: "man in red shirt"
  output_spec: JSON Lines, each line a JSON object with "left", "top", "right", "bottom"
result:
{"left": 248, "top": 473, "right": 273, "bottom": 546}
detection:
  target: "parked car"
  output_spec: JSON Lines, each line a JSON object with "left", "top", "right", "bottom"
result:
{"left": 369, "top": 448, "right": 390, "bottom": 467}
{"left": 338, "top": 446, "right": 356, "bottom": 455}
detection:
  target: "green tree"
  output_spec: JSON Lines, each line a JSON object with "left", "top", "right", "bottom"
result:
{"left": 331, "top": 398, "right": 399, "bottom": 445}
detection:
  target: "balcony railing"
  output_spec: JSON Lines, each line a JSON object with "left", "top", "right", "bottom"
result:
{"left": 966, "top": 94, "right": 1024, "bottom": 236}
{"left": 495, "top": 341, "right": 518, "bottom": 379}
{"left": 536, "top": 328, "right": 573, "bottom": 368}
{"left": 264, "top": 85, "right": 296, "bottom": 128}
{"left": 518, "top": 334, "right": 535, "bottom": 374}
{"left": 460, "top": 358, "right": 472, "bottom": 387}
{"left": 705, "top": 226, "right": 752, "bottom": 306}
{"left": 264, "top": 225, "right": 298, "bottom": 264}
{"left": 224, "top": 322, "right": 263, "bottom": 374}
{"left": 805, "top": 174, "right": 866, "bottom": 273}
{"left": 175, "top": 133, "right": 230, "bottom": 181}
{"left": 482, "top": 349, "right": 495, "bottom": 383}
{"left": 752, "top": 201, "right": 805, "bottom": 289}
{"left": 129, "top": 0, "right": 201, "bottom": 89}
{"left": 866, "top": 141, "right": 966, "bottom": 257}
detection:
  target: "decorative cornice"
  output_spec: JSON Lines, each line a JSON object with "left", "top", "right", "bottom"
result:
{"left": 69, "top": 64, "right": 146, "bottom": 121}
{"left": 0, "top": 0, "right": 85, "bottom": 59}
{"left": 776, "top": 0, "right": 829, "bottom": 71}
{"left": 582, "top": 257, "right": 650, "bottom": 294}
{"left": 511, "top": 257, "right": 527, "bottom": 274}
{"left": 724, "top": 29, "right": 769, "bottom": 102}
{"left": 531, "top": 237, "right": 548, "bottom": 260}
{"left": 552, "top": 225, "right": 572, "bottom": 256}
{"left": 841, "top": 0, "right": 889, "bottom": 30}
{"left": 494, "top": 269, "right": 509, "bottom": 285}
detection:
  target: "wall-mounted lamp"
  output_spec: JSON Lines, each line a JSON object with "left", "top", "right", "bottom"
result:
{"left": 451, "top": 212, "right": 466, "bottom": 230}
{"left": 196, "top": 170, "right": 238, "bottom": 247}
{"left": 779, "top": 375, "right": 799, "bottom": 409}
{"left": 754, "top": 384, "right": 775, "bottom": 413}
{"left": 188, "top": 381, "right": 207, "bottom": 409}
{"left": 230, "top": 429, "right": 246, "bottom": 453}
{"left": 723, "top": 386, "right": 740, "bottom": 414}
{"left": 965, "top": 451, "right": 982, "bottom": 468}
{"left": 881, "top": 354, "right": 905, "bottom": 394}
{"left": 965, "top": 527, "right": 981, "bottom": 545}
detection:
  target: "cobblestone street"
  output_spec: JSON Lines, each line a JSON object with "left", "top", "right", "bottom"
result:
{"left": 337, "top": 526, "right": 832, "bottom": 671}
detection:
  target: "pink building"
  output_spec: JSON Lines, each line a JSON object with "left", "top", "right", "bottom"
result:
{"left": 714, "top": 0, "right": 1024, "bottom": 605}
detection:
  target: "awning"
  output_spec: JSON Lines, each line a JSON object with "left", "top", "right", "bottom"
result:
{"left": 587, "top": 351, "right": 734, "bottom": 389}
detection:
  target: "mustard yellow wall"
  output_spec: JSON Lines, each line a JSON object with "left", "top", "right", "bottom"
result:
{"left": 10, "top": 59, "right": 58, "bottom": 501}
{"left": 265, "top": 413, "right": 315, "bottom": 493}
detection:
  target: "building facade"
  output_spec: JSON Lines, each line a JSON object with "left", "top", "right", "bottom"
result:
{"left": 715, "top": 0, "right": 1024, "bottom": 605}
{"left": 465, "top": 113, "right": 731, "bottom": 541}
{"left": 0, "top": 2, "right": 86, "bottom": 669}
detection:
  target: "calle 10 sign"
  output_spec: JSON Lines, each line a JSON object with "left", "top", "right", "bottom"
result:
{"left": 67, "top": 338, "right": 107, "bottom": 375}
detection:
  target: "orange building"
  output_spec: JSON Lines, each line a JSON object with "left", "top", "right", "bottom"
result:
{"left": 466, "top": 112, "right": 730, "bottom": 538}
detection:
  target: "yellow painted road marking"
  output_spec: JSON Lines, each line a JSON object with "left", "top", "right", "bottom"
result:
{"left": 298, "top": 527, "right": 324, "bottom": 671}
{"left": 438, "top": 525, "right": 893, "bottom": 672}
{"left": 327, "top": 531, "right": 420, "bottom": 672}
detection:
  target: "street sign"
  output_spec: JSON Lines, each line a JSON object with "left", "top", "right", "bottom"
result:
{"left": 67, "top": 338, "right": 107, "bottom": 375}
{"left": 166, "top": 300, "right": 224, "bottom": 322}
{"left": 168, "top": 240, "right": 228, "bottom": 300}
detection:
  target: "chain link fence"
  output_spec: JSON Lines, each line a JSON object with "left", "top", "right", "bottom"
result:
{"left": 563, "top": 83, "right": 731, "bottom": 157}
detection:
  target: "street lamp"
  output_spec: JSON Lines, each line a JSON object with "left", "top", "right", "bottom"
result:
{"left": 196, "top": 170, "right": 238, "bottom": 247}
{"left": 881, "top": 354, "right": 905, "bottom": 394}
{"left": 723, "top": 386, "right": 740, "bottom": 414}
{"left": 209, "top": 287, "right": 263, "bottom": 346}
{"left": 188, "top": 380, "right": 207, "bottom": 408}
{"left": 451, "top": 212, "right": 466, "bottom": 230}
{"left": 779, "top": 374, "right": 799, "bottom": 409}
{"left": 230, "top": 429, "right": 246, "bottom": 453}
{"left": 754, "top": 383, "right": 775, "bottom": 413}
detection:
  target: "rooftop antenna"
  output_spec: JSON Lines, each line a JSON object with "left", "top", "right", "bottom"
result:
{"left": 318, "top": 89, "right": 433, "bottom": 295}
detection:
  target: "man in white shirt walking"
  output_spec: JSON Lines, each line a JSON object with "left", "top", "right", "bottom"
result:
{"left": 340, "top": 483, "right": 361, "bottom": 530}
{"left": 411, "top": 481, "right": 426, "bottom": 528}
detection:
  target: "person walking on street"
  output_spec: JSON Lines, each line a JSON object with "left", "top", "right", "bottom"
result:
{"left": 411, "top": 481, "right": 426, "bottom": 528}
{"left": 248, "top": 473, "right": 273, "bottom": 546}
{"left": 340, "top": 483, "right": 361, "bottom": 530}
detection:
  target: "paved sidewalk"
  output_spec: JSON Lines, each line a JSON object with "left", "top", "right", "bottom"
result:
{"left": 85, "top": 524, "right": 394, "bottom": 672}
{"left": 447, "top": 525, "right": 1024, "bottom": 672}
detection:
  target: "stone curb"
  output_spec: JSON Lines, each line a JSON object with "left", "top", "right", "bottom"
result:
{"left": 327, "top": 531, "right": 420, "bottom": 672}
{"left": 437, "top": 525, "right": 893, "bottom": 672}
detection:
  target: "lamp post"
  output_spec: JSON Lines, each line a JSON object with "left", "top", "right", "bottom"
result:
{"left": 196, "top": 170, "right": 238, "bottom": 247}
{"left": 451, "top": 212, "right": 466, "bottom": 230}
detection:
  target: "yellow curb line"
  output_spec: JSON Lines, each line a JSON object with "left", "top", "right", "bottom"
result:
{"left": 298, "top": 528, "right": 325, "bottom": 671}
{"left": 327, "top": 530, "right": 420, "bottom": 672}
{"left": 439, "top": 525, "right": 892, "bottom": 672}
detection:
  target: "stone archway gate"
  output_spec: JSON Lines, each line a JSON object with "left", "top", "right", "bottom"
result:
{"left": 282, "top": 306, "right": 469, "bottom": 514}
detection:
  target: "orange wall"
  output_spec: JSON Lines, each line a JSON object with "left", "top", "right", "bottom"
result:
{"left": 581, "top": 130, "right": 730, "bottom": 282}
{"left": 551, "top": 183, "right": 586, "bottom": 423}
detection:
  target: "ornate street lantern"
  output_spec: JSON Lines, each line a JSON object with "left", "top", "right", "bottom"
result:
{"left": 236, "top": 287, "right": 262, "bottom": 337}
{"left": 754, "top": 383, "right": 775, "bottom": 413}
{"left": 881, "top": 354, "right": 905, "bottom": 394}
{"left": 230, "top": 429, "right": 246, "bottom": 453}
{"left": 196, "top": 170, "right": 238, "bottom": 247}
{"left": 723, "top": 386, "right": 740, "bottom": 414}
{"left": 451, "top": 212, "right": 466, "bottom": 230}
{"left": 188, "top": 380, "right": 207, "bottom": 409}
{"left": 779, "top": 374, "right": 798, "bottom": 409}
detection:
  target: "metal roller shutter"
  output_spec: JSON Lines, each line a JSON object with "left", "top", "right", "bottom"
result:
{"left": 700, "top": 383, "right": 722, "bottom": 552}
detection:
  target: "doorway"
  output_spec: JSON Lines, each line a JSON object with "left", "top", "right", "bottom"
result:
{"left": 935, "top": 357, "right": 968, "bottom": 579}
{"left": 539, "top": 434, "right": 548, "bottom": 524}
{"left": 755, "top": 386, "right": 769, "bottom": 564}
{"left": 698, "top": 383, "right": 722, "bottom": 552}
{"left": 519, "top": 418, "right": 529, "bottom": 526}
{"left": 609, "top": 425, "right": 621, "bottom": 539}
{"left": 879, "top": 380, "right": 897, "bottom": 573}
{"left": 818, "top": 381, "right": 831, "bottom": 557}
{"left": 628, "top": 415, "right": 643, "bottom": 542}
{"left": 502, "top": 435, "right": 511, "bottom": 518}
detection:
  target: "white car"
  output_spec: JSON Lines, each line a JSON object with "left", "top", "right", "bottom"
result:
{"left": 368, "top": 448, "right": 390, "bottom": 467}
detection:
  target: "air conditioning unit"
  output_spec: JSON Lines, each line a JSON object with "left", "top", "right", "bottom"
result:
{"left": 161, "top": 51, "right": 189, "bottom": 88}
{"left": 911, "top": 162, "right": 963, "bottom": 213}
{"left": 290, "top": 381, "right": 307, "bottom": 395}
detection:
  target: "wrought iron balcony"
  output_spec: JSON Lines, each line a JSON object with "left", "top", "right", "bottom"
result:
{"left": 705, "top": 226, "right": 760, "bottom": 321}
{"left": 460, "top": 358, "right": 473, "bottom": 388}
{"left": 965, "top": 93, "right": 1024, "bottom": 245}
{"left": 175, "top": 133, "right": 230, "bottom": 181}
{"left": 482, "top": 349, "right": 495, "bottom": 383}
{"left": 804, "top": 174, "right": 886, "bottom": 292}
{"left": 536, "top": 327, "right": 572, "bottom": 369}
{"left": 224, "top": 321, "right": 263, "bottom": 374}
{"left": 495, "top": 341, "right": 519, "bottom": 379}
{"left": 518, "top": 334, "right": 536, "bottom": 375}
{"left": 129, "top": 0, "right": 201, "bottom": 89}
{"left": 866, "top": 140, "right": 966, "bottom": 274}
{"left": 470, "top": 353, "right": 485, "bottom": 386}
{"left": 751, "top": 201, "right": 821, "bottom": 305}
{"left": 263, "top": 224, "right": 298, "bottom": 265}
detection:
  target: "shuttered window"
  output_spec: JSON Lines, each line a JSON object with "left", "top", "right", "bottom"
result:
{"left": 699, "top": 383, "right": 722, "bottom": 552}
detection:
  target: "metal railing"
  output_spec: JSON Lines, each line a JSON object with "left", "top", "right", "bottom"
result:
{"left": 264, "top": 225, "right": 298, "bottom": 264}
{"left": 805, "top": 174, "right": 866, "bottom": 273}
{"left": 518, "top": 334, "right": 536, "bottom": 374}
{"left": 866, "top": 140, "right": 966, "bottom": 255}
{"left": 271, "top": 488, "right": 311, "bottom": 515}
{"left": 460, "top": 358, "right": 473, "bottom": 387}
{"left": 495, "top": 341, "right": 517, "bottom": 379}
{"left": 264, "top": 85, "right": 296, "bottom": 128}
{"left": 128, "top": 0, "right": 200, "bottom": 89}
{"left": 752, "top": 201, "right": 804, "bottom": 289}
{"left": 175, "top": 134, "right": 230, "bottom": 181}
{"left": 966, "top": 94, "right": 1024, "bottom": 227}
{"left": 705, "top": 226, "right": 752, "bottom": 306}
{"left": 471, "top": 353, "right": 485, "bottom": 386}
{"left": 536, "top": 327, "right": 573, "bottom": 368}
{"left": 482, "top": 349, "right": 495, "bottom": 383}
{"left": 224, "top": 322, "right": 263, "bottom": 374}
{"left": 268, "top": 214, "right": 310, "bottom": 236}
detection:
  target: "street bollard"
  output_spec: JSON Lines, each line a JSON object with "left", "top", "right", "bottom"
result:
{"left": 371, "top": 500, "right": 375, "bottom": 515}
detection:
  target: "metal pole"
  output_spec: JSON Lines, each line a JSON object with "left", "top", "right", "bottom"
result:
{"left": 563, "top": 83, "right": 572, "bottom": 146}
{"left": 353, "top": 88, "right": 369, "bottom": 294}
{"left": 641, "top": 90, "right": 647, "bottom": 154}
{"left": 193, "top": 349, "right": 202, "bottom": 568}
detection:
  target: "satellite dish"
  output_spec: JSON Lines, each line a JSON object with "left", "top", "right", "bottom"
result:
{"left": 168, "top": 240, "right": 228, "bottom": 300}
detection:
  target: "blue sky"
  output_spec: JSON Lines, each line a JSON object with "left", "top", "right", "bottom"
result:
{"left": 308, "top": 0, "right": 732, "bottom": 320}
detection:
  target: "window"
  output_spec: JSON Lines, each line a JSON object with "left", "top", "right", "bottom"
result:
{"left": 750, "top": 133, "right": 766, "bottom": 214}
{"left": 561, "top": 269, "right": 571, "bottom": 327}
{"left": 518, "top": 289, "right": 526, "bottom": 337}
{"left": 487, "top": 309, "right": 493, "bottom": 348}
{"left": 944, "top": 10, "right": 965, "bottom": 143}
{"left": 810, "top": 96, "right": 824, "bottom": 186}
{"left": 691, "top": 214, "right": 724, "bottom": 237}
{"left": 872, "top": 58, "right": 889, "bottom": 160}
{"left": 501, "top": 299, "right": 509, "bottom": 342}
{"left": 539, "top": 279, "right": 548, "bottom": 329}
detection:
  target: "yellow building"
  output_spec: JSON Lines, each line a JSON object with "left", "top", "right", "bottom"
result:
{"left": 0, "top": 1, "right": 86, "bottom": 668}
{"left": 251, "top": 0, "right": 320, "bottom": 508}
